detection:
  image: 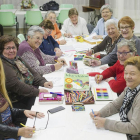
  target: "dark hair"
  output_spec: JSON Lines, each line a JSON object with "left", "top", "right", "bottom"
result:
{"left": 0, "top": 35, "right": 19, "bottom": 54}
{"left": 39, "top": 19, "right": 54, "bottom": 30}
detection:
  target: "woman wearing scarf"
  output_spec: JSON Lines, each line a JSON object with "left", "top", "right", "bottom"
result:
{"left": 90, "top": 56, "right": 140, "bottom": 140}
{"left": 0, "top": 35, "right": 52, "bottom": 110}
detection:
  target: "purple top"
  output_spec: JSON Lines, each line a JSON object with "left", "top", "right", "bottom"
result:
{"left": 17, "top": 41, "right": 57, "bottom": 75}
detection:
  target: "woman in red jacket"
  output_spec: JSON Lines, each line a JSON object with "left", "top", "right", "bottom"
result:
{"left": 95, "top": 39, "right": 136, "bottom": 95}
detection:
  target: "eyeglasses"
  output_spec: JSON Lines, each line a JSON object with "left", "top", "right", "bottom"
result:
{"left": 116, "top": 51, "right": 131, "bottom": 56}
{"left": 49, "top": 17, "right": 56, "bottom": 20}
{"left": 101, "top": 11, "right": 110, "bottom": 14}
{"left": 33, "top": 111, "right": 49, "bottom": 131}
{"left": 120, "top": 26, "right": 131, "bottom": 31}
{"left": 32, "top": 36, "right": 44, "bottom": 42}
{"left": 4, "top": 46, "right": 17, "bottom": 51}
{"left": 46, "top": 29, "right": 52, "bottom": 34}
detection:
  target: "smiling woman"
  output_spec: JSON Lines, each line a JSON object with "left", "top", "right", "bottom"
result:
{"left": 90, "top": 4, "right": 118, "bottom": 39}
{"left": 17, "top": 25, "right": 67, "bottom": 76}
{"left": 90, "top": 56, "right": 140, "bottom": 140}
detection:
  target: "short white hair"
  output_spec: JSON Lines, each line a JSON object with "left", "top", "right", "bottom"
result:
{"left": 105, "top": 19, "right": 118, "bottom": 31}
{"left": 45, "top": 11, "right": 56, "bottom": 19}
{"left": 100, "top": 4, "right": 113, "bottom": 14}
{"left": 27, "top": 26, "right": 44, "bottom": 37}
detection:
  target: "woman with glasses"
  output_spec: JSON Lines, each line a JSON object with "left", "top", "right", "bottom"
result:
{"left": 18, "top": 25, "right": 66, "bottom": 76}
{"left": 61, "top": 8, "right": 89, "bottom": 37}
{"left": 86, "top": 19, "right": 122, "bottom": 65}
{"left": 0, "top": 58, "right": 45, "bottom": 140}
{"left": 45, "top": 11, "right": 66, "bottom": 45}
{"left": 94, "top": 39, "right": 136, "bottom": 95}
{"left": 91, "top": 4, "right": 117, "bottom": 39}
{"left": 89, "top": 16, "right": 140, "bottom": 67}
{"left": 0, "top": 35, "right": 54, "bottom": 110}
{"left": 90, "top": 56, "right": 140, "bottom": 140}
{"left": 39, "top": 19, "right": 63, "bottom": 57}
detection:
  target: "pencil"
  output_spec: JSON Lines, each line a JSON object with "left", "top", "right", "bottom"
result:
{"left": 97, "top": 75, "right": 100, "bottom": 84}
{"left": 20, "top": 123, "right": 35, "bottom": 132}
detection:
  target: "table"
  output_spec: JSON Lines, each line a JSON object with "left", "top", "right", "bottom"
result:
{"left": 82, "top": 6, "right": 101, "bottom": 25}
{"left": 21, "top": 38, "right": 127, "bottom": 140}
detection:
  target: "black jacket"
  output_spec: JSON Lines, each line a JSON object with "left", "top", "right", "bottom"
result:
{"left": 0, "top": 108, "right": 25, "bottom": 140}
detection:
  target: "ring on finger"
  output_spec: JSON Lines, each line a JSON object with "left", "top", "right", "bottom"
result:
{"left": 29, "top": 134, "right": 32, "bottom": 136}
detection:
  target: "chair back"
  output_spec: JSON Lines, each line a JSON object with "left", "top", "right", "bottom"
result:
{"left": 57, "top": 10, "right": 69, "bottom": 24}
{"left": 32, "top": 4, "right": 39, "bottom": 9}
{"left": 60, "top": 4, "right": 73, "bottom": 8}
{"left": 0, "top": 12, "right": 15, "bottom": 26}
{"left": 25, "top": 11, "right": 43, "bottom": 25}
{"left": 0, "top": 4, "right": 14, "bottom": 9}
{"left": 17, "top": 34, "right": 25, "bottom": 43}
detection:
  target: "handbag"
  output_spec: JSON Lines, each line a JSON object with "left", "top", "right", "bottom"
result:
{"left": 89, "top": 0, "right": 105, "bottom": 8}
{"left": 40, "top": 1, "right": 59, "bottom": 11}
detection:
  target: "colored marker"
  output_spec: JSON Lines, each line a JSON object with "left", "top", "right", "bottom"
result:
{"left": 91, "top": 109, "right": 95, "bottom": 117}
{"left": 50, "top": 92, "right": 64, "bottom": 96}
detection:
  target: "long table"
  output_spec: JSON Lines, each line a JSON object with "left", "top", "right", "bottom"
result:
{"left": 21, "top": 38, "right": 127, "bottom": 140}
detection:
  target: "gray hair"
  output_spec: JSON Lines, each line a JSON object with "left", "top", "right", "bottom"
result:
{"left": 45, "top": 11, "right": 56, "bottom": 19}
{"left": 105, "top": 19, "right": 118, "bottom": 31}
{"left": 100, "top": 4, "right": 113, "bottom": 14}
{"left": 27, "top": 26, "right": 44, "bottom": 37}
{"left": 117, "top": 39, "right": 137, "bottom": 53}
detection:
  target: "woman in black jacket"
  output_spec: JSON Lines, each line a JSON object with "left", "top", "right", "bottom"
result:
{"left": 0, "top": 58, "right": 44, "bottom": 140}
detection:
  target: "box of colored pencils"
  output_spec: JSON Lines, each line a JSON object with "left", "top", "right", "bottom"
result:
{"left": 74, "top": 55, "right": 85, "bottom": 61}
{"left": 71, "top": 102, "right": 85, "bottom": 111}
{"left": 64, "top": 90, "right": 94, "bottom": 105}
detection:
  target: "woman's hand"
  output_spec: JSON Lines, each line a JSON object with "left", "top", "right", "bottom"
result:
{"left": 105, "top": 77, "right": 115, "bottom": 82}
{"left": 57, "top": 58, "right": 67, "bottom": 65}
{"left": 93, "top": 35, "right": 103, "bottom": 40}
{"left": 64, "top": 33, "right": 73, "bottom": 38}
{"left": 44, "top": 81, "right": 53, "bottom": 88}
{"left": 39, "top": 88, "right": 48, "bottom": 94}
{"left": 90, "top": 111, "right": 100, "bottom": 119}
{"left": 54, "top": 62, "right": 63, "bottom": 70}
{"left": 60, "top": 39, "right": 66, "bottom": 45}
{"left": 93, "top": 117, "right": 106, "bottom": 129}
{"left": 94, "top": 52, "right": 101, "bottom": 58}
{"left": 24, "top": 110, "right": 45, "bottom": 119}
{"left": 55, "top": 51, "right": 63, "bottom": 57}
{"left": 18, "top": 127, "right": 35, "bottom": 138}
{"left": 86, "top": 49, "right": 93, "bottom": 56}
{"left": 89, "top": 59, "right": 101, "bottom": 67}
{"left": 95, "top": 75, "right": 103, "bottom": 84}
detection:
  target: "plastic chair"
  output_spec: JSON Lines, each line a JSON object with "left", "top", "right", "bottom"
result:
{"left": 24, "top": 11, "right": 43, "bottom": 35}
{"left": 0, "top": 12, "right": 19, "bottom": 36}
{"left": 17, "top": 34, "right": 25, "bottom": 43}
{"left": 57, "top": 9, "right": 69, "bottom": 29}
{"left": 60, "top": 4, "right": 73, "bottom": 8}
{"left": 0, "top": 4, "right": 14, "bottom": 9}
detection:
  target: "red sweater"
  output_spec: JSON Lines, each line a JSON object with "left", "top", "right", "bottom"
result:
{"left": 101, "top": 60, "right": 126, "bottom": 94}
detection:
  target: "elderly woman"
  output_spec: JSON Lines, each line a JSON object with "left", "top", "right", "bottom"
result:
{"left": 87, "top": 19, "right": 121, "bottom": 63}
{"left": 61, "top": 8, "right": 89, "bottom": 37}
{"left": 0, "top": 58, "right": 44, "bottom": 139}
{"left": 94, "top": 39, "right": 136, "bottom": 95}
{"left": 18, "top": 25, "right": 66, "bottom": 76}
{"left": 90, "top": 56, "right": 140, "bottom": 140}
{"left": 91, "top": 4, "right": 117, "bottom": 39}
{"left": 0, "top": 35, "right": 52, "bottom": 110}
{"left": 90, "top": 16, "right": 140, "bottom": 67}
{"left": 39, "top": 19, "right": 63, "bottom": 57}
{"left": 45, "top": 11, "right": 66, "bottom": 45}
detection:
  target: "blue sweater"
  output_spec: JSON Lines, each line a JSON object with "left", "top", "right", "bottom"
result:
{"left": 39, "top": 36, "right": 59, "bottom": 55}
